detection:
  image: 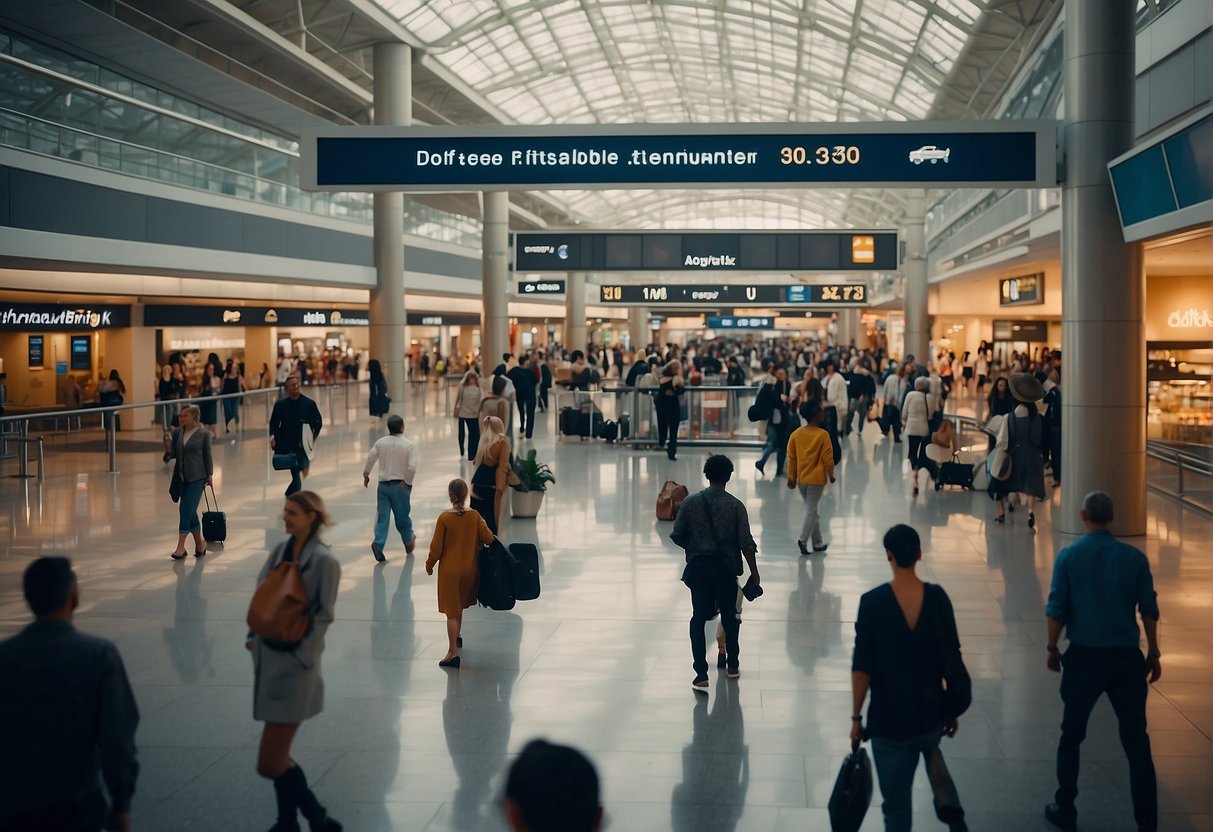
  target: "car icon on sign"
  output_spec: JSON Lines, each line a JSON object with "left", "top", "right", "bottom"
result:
{"left": 909, "top": 145, "right": 950, "bottom": 164}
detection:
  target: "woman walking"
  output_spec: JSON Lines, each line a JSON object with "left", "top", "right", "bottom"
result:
{"left": 470, "top": 416, "right": 511, "bottom": 534}
{"left": 655, "top": 360, "right": 684, "bottom": 461}
{"left": 247, "top": 491, "right": 342, "bottom": 832}
{"left": 368, "top": 359, "right": 390, "bottom": 418}
{"left": 479, "top": 375, "right": 511, "bottom": 429}
{"left": 159, "top": 364, "right": 184, "bottom": 462}
{"left": 786, "top": 400, "right": 836, "bottom": 554}
{"left": 222, "top": 359, "right": 245, "bottom": 433}
{"left": 199, "top": 362, "right": 221, "bottom": 438}
{"left": 986, "top": 376, "right": 1016, "bottom": 418}
{"left": 755, "top": 366, "right": 793, "bottom": 476}
{"left": 426, "top": 479, "right": 495, "bottom": 668}
{"left": 902, "top": 377, "right": 936, "bottom": 496}
{"left": 990, "top": 374, "right": 1047, "bottom": 529}
{"left": 168, "top": 405, "right": 213, "bottom": 560}
{"left": 454, "top": 371, "right": 483, "bottom": 461}
{"left": 98, "top": 368, "right": 127, "bottom": 432}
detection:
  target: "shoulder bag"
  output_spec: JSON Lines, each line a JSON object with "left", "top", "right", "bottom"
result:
{"left": 168, "top": 429, "right": 184, "bottom": 502}
{"left": 247, "top": 543, "right": 312, "bottom": 649}
{"left": 656, "top": 480, "right": 689, "bottom": 521}
{"left": 930, "top": 584, "right": 972, "bottom": 719}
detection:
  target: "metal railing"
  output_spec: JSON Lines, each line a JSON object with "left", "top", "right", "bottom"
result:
{"left": 0, "top": 381, "right": 368, "bottom": 476}
{"left": 944, "top": 413, "right": 1213, "bottom": 517}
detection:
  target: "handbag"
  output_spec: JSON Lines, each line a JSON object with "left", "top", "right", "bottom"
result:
{"left": 247, "top": 543, "right": 312, "bottom": 649}
{"left": 168, "top": 430, "right": 183, "bottom": 502}
{"left": 930, "top": 585, "right": 973, "bottom": 719}
{"left": 272, "top": 451, "right": 301, "bottom": 471}
{"left": 866, "top": 398, "right": 882, "bottom": 422}
{"left": 655, "top": 480, "right": 689, "bottom": 521}
{"left": 828, "top": 746, "right": 873, "bottom": 832}
{"left": 202, "top": 485, "right": 227, "bottom": 543}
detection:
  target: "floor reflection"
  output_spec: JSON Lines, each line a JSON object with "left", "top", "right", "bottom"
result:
{"left": 671, "top": 680, "right": 747, "bottom": 832}
{"left": 163, "top": 559, "right": 213, "bottom": 684}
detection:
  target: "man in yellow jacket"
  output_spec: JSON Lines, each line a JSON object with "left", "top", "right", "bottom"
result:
{"left": 786, "top": 400, "right": 836, "bottom": 554}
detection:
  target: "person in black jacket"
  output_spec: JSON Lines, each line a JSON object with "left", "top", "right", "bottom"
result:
{"left": 851, "top": 525, "right": 969, "bottom": 832}
{"left": 508, "top": 358, "right": 539, "bottom": 440}
{"left": 1042, "top": 370, "right": 1061, "bottom": 485}
{"left": 270, "top": 375, "right": 323, "bottom": 496}
{"left": 0, "top": 557, "right": 140, "bottom": 832}
{"left": 368, "top": 359, "right": 390, "bottom": 417}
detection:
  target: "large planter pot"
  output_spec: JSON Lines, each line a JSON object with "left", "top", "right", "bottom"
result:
{"left": 511, "top": 489, "right": 545, "bottom": 518}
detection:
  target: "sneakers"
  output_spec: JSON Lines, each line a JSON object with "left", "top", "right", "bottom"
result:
{"left": 691, "top": 675, "right": 709, "bottom": 693}
{"left": 797, "top": 539, "right": 810, "bottom": 555}
{"left": 726, "top": 666, "right": 740, "bottom": 679}
{"left": 812, "top": 544, "right": 829, "bottom": 554}
{"left": 1044, "top": 803, "right": 1077, "bottom": 831}
{"left": 405, "top": 535, "right": 417, "bottom": 555}
{"left": 370, "top": 542, "right": 385, "bottom": 563}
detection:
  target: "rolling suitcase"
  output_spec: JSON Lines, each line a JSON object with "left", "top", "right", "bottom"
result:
{"left": 619, "top": 413, "right": 631, "bottom": 440}
{"left": 560, "top": 407, "right": 580, "bottom": 437}
{"left": 508, "top": 543, "right": 541, "bottom": 601}
{"left": 934, "top": 461, "right": 975, "bottom": 491}
{"left": 201, "top": 485, "right": 227, "bottom": 542}
{"left": 477, "top": 539, "right": 516, "bottom": 610}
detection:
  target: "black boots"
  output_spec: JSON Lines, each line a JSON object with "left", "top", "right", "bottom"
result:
{"left": 274, "top": 766, "right": 342, "bottom": 832}
{"left": 269, "top": 773, "right": 300, "bottom": 832}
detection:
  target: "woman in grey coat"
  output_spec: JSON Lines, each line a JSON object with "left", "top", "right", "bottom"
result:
{"left": 169, "top": 404, "right": 213, "bottom": 560}
{"left": 990, "top": 373, "right": 1047, "bottom": 530}
{"left": 247, "top": 490, "right": 343, "bottom": 832}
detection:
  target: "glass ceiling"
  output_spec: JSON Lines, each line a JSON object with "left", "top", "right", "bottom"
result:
{"left": 379, "top": 0, "right": 987, "bottom": 229}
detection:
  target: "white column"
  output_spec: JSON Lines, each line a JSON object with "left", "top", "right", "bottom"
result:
{"left": 370, "top": 43, "right": 409, "bottom": 415}
{"left": 902, "top": 190, "right": 929, "bottom": 364}
{"left": 1061, "top": 0, "right": 1144, "bottom": 535}
{"left": 481, "top": 191, "right": 509, "bottom": 370}
{"left": 565, "top": 271, "right": 587, "bottom": 353}
{"left": 629, "top": 306, "right": 649, "bottom": 353}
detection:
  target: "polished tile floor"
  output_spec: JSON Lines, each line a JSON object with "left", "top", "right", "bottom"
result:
{"left": 1, "top": 385, "right": 1210, "bottom": 832}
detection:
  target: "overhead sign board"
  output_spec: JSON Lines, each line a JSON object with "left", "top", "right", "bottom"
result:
{"left": 598, "top": 283, "right": 867, "bottom": 306}
{"left": 0, "top": 303, "right": 130, "bottom": 331}
{"left": 144, "top": 306, "right": 369, "bottom": 327}
{"left": 999, "top": 273, "right": 1044, "bottom": 306}
{"left": 301, "top": 121, "right": 1056, "bottom": 192}
{"left": 516, "top": 280, "right": 566, "bottom": 295}
{"left": 515, "top": 231, "right": 896, "bottom": 272}
{"left": 993, "top": 319, "right": 1049, "bottom": 341}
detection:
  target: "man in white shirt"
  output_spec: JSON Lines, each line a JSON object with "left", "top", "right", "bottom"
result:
{"left": 362, "top": 414, "right": 419, "bottom": 562}
{"left": 823, "top": 359, "right": 847, "bottom": 462}
{"left": 275, "top": 354, "right": 294, "bottom": 387}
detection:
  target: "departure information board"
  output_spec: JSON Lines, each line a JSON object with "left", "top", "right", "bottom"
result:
{"left": 515, "top": 230, "right": 896, "bottom": 272}
{"left": 598, "top": 283, "right": 868, "bottom": 306}
{"left": 302, "top": 121, "right": 1056, "bottom": 191}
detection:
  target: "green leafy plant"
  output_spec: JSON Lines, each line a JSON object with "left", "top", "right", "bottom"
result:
{"left": 511, "top": 449, "right": 555, "bottom": 493}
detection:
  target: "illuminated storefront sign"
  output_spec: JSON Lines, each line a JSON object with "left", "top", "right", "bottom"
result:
{"left": 598, "top": 283, "right": 867, "bottom": 306}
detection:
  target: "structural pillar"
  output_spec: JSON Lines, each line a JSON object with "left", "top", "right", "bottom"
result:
{"left": 629, "top": 307, "right": 649, "bottom": 354}
{"left": 1061, "top": 0, "right": 1144, "bottom": 535}
{"left": 902, "top": 190, "right": 929, "bottom": 364}
{"left": 481, "top": 191, "right": 510, "bottom": 370}
{"left": 370, "top": 43, "right": 409, "bottom": 415}
{"left": 565, "top": 272, "right": 587, "bottom": 353}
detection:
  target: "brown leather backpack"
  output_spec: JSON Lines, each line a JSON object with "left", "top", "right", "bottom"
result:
{"left": 656, "top": 480, "right": 689, "bottom": 521}
{"left": 247, "top": 547, "right": 311, "bottom": 648}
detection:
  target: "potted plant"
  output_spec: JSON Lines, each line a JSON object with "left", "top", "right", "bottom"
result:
{"left": 510, "top": 449, "right": 555, "bottom": 518}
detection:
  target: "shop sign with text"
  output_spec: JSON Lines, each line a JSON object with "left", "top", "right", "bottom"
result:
{"left": 0, "top": 303, "right": 131, "bottom": 331}
{"left": 144, "top": 306, "right": 369, "bottom": 327}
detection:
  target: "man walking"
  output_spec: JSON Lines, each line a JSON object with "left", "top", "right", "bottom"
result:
{"left": 270, "top": 375, "right": 323, "bottom": 496}
{"left": 362, "top": 414, "right": 419, "bottom": 562}
{"left": 670, "top": 455, "right": 760, "bottom": 692}
{"left": 0, "top": 557, "right": 140, "bottom": 832}
{"left": 508, "top": 357, "right": 539, "bottom": 440}
{"left": 822, "top": 359, "right": 847, "bottom": 463}
{"left": 1044, "top": 491, "right": 1161, "bottom": 832}
{"left": 1042, "top": 369, "right": 1062, "bottom": 485}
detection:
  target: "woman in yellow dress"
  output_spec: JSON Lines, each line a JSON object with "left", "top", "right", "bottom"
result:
{"left": 426, "top": 479, "right": 495, "bottom": 668}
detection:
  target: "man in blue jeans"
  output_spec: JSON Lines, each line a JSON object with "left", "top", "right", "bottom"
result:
{"left": 851, "top": 524, "right": 968, "bottom": 832}
{"left": 362, "top": 414, "right": 419, "bottom": 562}
{"left": 1044, "top": 491, "right": 1161, "bottom": 832}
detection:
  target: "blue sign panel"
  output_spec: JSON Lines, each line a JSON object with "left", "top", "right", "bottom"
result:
{"left": 302, "top": 121, "right": 1055, "bottom": 192}
{"left": 707, "top": 316, "right": 775, "bottom": 329}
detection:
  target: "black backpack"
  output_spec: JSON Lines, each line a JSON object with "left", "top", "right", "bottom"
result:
{"left": 477, "top": 539, "right": 517, "bottom": 610}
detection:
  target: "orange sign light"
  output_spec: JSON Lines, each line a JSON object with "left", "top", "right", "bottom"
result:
{"left": 851, "top": 235, "right": 875, "bottom": 264}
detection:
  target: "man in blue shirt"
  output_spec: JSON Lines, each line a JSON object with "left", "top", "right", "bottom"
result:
{"left": 1043, "top": 491, "right": 1161, "bottom": 832}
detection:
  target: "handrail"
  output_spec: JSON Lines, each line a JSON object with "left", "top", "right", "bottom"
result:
{"left": 943, "top": 411, "right": 1212, "bottom": 516}
{"left": 0, "top": 381, "right": 369, "bottom": 475}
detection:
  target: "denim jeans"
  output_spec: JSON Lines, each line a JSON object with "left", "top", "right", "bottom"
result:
{"left": 758, "top": 420, "right": 787, "bottom": 474}
{"left": 797, "top": 484, "right": 825, "bottom": 548}
{"left": 374, "top": 481, "right": 414, "bottom": 550}
{"left": 685, "top": 558, "right": 740, "bottom": 676}
{"left": 870, "top": 729, "right": 958, "bottom": 832}
{"left": 1056, "top": 645, "right": 1156, "bottom": 831}
{"left": 178, "top": 478, "right": 205, "bottom": 533}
